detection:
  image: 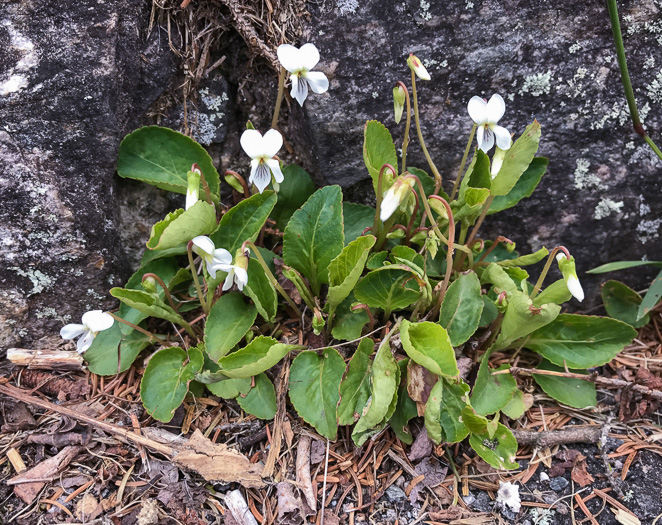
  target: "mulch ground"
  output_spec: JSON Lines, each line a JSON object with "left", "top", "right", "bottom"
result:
{"left": 1, "top": 305, "right": 662, "bottom": 525}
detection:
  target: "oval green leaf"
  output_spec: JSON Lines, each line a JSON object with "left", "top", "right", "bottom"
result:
{"left": 118, "top": 126, "right": 220, "bottom": 200}
{"left": 146, "top": 201, "right": 217, "bottom": 250}
{"left": 218, "top": 336, "right": 301, "bottom": 379}
{"left": 205, "top": 292, "right": 257, "bottom": 362}
{"left": 237, "top": 373, "right": 277, "bottom": 420}
{"left": 526, "top": 314, "right": 637, "bottom": 369}
{"left": 439, "top": 271, "right": 484, "bottom": 346}
{"left": 337, "top": 338, "right": 374, "bottom": 426}
{"left": 533, "top": 360, "right": 596, "bottom": 409}
{"left": 400, "top": 320, "right": 459, "bottom": 377}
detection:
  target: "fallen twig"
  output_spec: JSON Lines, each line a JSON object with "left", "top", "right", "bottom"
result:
{"left": 0, "top": 383, "right": 263, "bottom": 488}
{"left": 499, "top": 367, "right": 662, "bottom": 401}
{"left": 7, "top": 348, "right": 84, "bottom": 371}
{"left": 512, "top": 427, "right": 602, "bottom": 448}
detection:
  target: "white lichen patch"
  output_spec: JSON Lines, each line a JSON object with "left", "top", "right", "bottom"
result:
{"left": 637, "top": 218, "right": 661, "bottom": 244}
{"left": 419, "top": 0, "right": 432, "bottom": 21}
{"left": 644, "top": 57, "right": 656, "bottom": 70}
{"left": 10, "top": 267, "right": 54, "bottom": 295}
{"left": 573, "top": 158, "right": 602, "bottom": 190}
{"left": 646, "top": 69, "right": 662, "bottom": 104}
{"left": 465, "top": 0, "right": 474, "bottom": 9}
{"left": 337, "top": 0, "right": 359, "bottom": 16}
{"left": 200, "top": 87, "right": 228, "bottom": 112}
{"left": 518, "top": 71, "right": 552, "bottom": 97}
{"left": 1, "top": 20, "right": 38, "bottom": 96}
{"left": 371, "top": 91, "right": 379, "bottom": 99}
{"left": 35, "top": 307, "right": 58, "bottom": 319}
{"left": 569, "top": 42, "right": 582, "bottom": 54}
{"left": 594, "top": 198, "right": 624, "bottom": 220}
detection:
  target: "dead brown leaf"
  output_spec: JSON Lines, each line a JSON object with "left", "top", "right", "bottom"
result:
{"left": 570, "top": 452, "right": 594, "bottom": 487}
{"left": 9, "top": 445, "right": 82, "bottom": 504}
{"left": 172, "top": 429, "right": 263, "bottom": 488}
{"left": 407, "top": 362, "right": 438, "bottom": 416}
{"left": 408, "top": 428, "right": 433, "bottom": 462}
{"left": 296, "top": 435, "right": 317, "bottom": 511}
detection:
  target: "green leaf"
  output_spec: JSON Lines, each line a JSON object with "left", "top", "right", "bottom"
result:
{"left": 496, "top": 291, "right": 561, "bottom": 348}
{"left": 639, "top": 268, "right": 662, "bottom": 320}
{"left": 244, "top": 258, "right": 278, "bottom": 323}
{"left": 389, "top": 359, "right": 418, "bottom": 444}
{"left": 533, "top": 279, "right": 572, "bottom": 307}
{"left": 495, "top": 247, "right": 548, "bottom": 267}
{"left": 85, "top": 324, "right": 151, "bottom": 376}
{"left": 587, "top": 260, "right": 662, "bottom": 274}
{"left": 327, "top": 235, "right": 376, "bottom": 316}
{"left": 367, "top": 251, "right": 389, "bottom": 270}
{"left": 218, "top": 336, "right": 301, "bottom": 379}
{"left": 343, "top": 203, "right": 375, "bottom": 246}
{"left": 601, "top": 280, "right": 649, "bottom": 328}
{"left": 118, "top": 258, "right": 180, "bottom": 334}
{"left": 400, "top": 320, "right": 459, "bottom": 377}
{"left": 205, "top": 293, "right": 257, "bottom": 362}
{"left": 390, "top": 245, "right": 425, "bottom": 270}
{"left": 283, "top": 186, "right": 344, "bottom": 294}
{"left": 355, "top": 267, "right": 421, "bottom": 315}
{"left": 271, "top": 165, "right": 316, "bottom": 230}
{"left": 363, "top": 120, "right": 398, "bottom": 191}
{"left": 439, "top": 271, "right": 484, "bottom": 346}
{"left": 353, "top": 340, "right": 399, "bottom": 445}
{"left": 237, "top": 373, "right": 277, "bottom": 420}
{"left": 118, "top": 126, "right": 220, "bottom": 200}
{"left": 479, "top": 295, "right": 499, "bottom": 327}
{"left": 533, "top": 360, "right": 596, "bottom": 409}
{"left": 491, "top": 120, "right": 541, "bottom": 196}
{"left": 140, "top": 245, "right": 188, "bottom": 266}
{"left": 206, "top": 377, "right": 252, "bottom": 399}
{"left": 469, "top": 422, "right": 519, "bottom": 470}
{"left": 337, "top": 338, "right": 374, "bottom": 425}
{"left": 501, "top": 390, "right": 528, "bottom": 419}
{"left": 211, "top": 191, "right": 277, "bottom": 256}
{"left": 331, "top": 294, "right": 369, "bottom": 341}
{"left": 526, "top": 314, "right": 637, "bottom": 369}
{"left": 488, "top": 157, "right": 548, "bottom": 214}
{"left": 289, "top": 349, "right": 345, "bottom": 439}
{"left": 140, "top": 345, "right": 204, "bottom": 422}
{"left": 424, "top": 378, "right": 471, "bottom": 444}
{"left": 146, "top": 201, "right": 217, "bottom": 251}
{"left": 481, "top": 263, "right": 519, "bottom": 295}
{"left": 109, "top": 288, "right": 188, "bottom": 326}
{"left": 471, "top": 361, "right": 517, "bottom": 415}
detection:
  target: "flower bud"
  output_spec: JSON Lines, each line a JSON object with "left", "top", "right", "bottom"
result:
{"left": 393, "top": 85, "right": 406, "bottom": 124}
{"left": 224, "top": 172, "right": 245, "bottom": 193}
{"left": 380, "top": 177, "right": 415, "bottom": 222}
{"left": 427, "top": 197, "right": 449, "bottom": 220}
{"left": 312, "top": 308, "right": 325, "bottom": 336}
{"left": 186, "top": 166, "right": 201, "bottom": 210}
{"left": 505, "top": 240, "right": 516, "bottom": 253}
{"left": 234, "top": 248, "right": 250, "bottom": 272}
{"left": 407, "top": 54, "right": 431, "bottom": 81}
{"left": 142, "top": 276, "right": 158, "bottom": 294}
{"left": 556, "top": 253, "right": 584, "bottom": 302}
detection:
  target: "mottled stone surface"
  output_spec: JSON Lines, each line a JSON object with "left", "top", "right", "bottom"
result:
{"left": 303, "top": 0, "right": 662, "bottom": 299}
{"left": 0, "top": 0, "right": 174, "bottom": 348}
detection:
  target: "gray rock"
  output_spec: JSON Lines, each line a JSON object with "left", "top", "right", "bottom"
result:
{"left": 0, "top": 0, "right": 174, "bottom": 348}
{"left": 549, "top": 476, "right": 569, "bottom": 491}
{"left": 385, "top": 485, "right": 407, "bottom": 503}
{"left": 302, "top": 0, "right": 662, "bottom": 300}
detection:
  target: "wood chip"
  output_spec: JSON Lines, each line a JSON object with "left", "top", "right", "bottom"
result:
{"left": 296, "top": 435, "right": 317, "bottom": 512}
{"left": 6, "top": 447, "right": 26, "bottom": 474}
{"left": 225, "top": 489, "right": 258, "bottom": 525}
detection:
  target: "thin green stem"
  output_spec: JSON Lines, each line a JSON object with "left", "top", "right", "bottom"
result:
{"left": 607, "top": 0, "right": 662, "bottom": 160}
{"left": 397, "top": 81, "right": 412, "bottom": 174}
{"left": 411, "top": 70, "right": 442, "bottom": 193}
{"left": 108, "top": 312, "right": 168, "bottom": 345}
{"left": 402, "top": 174, "right": 473, "bottom": 267}
{"left": 466, "top": 195, "right": 494, "bottom": 248}
{"left": 192, "top": 163, "right": 214, "bottom": 206}
{"left": 187, "top": 242, "right": 209, "bottom": 316}
{"left": 142, "top": 273, "right": 179, "bottom": 314}
{"left": 530, "top": 246, "right": 571, "bottom": 299}
{"left": 372, "top": 163, "right": 396, "bottom": 243}
{"left": 243, "top": 241, "right": 302, "bottom": 317}
{"left": 271, "top": 67, "right": 287, "bottom": 130}
{"left": 429, "top": 196, "right": 455, "bottom": 320}
{"left": 450, "top": 124, "right": 477, "bottom": 201}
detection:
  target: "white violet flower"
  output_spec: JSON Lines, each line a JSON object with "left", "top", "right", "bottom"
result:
{"left": 556, "top": 253, "right": 585, "bottom": 302}
{"left": 467, "top": 94, "right": 512, "bottom": 153}
{"left": 192, "top": 235, "right": 233, "bottom": 279}
{"left": 277, "top": 43, "right": 329, "bottom": 106}
{"left": 60, "top": 310, "right": 114, "bottom": 354}
{"left": 497, "top": 481, "right": 521, "bottom": 513}
{"left": 240, "top": 129, "right": 284, "bottom": 193}
{"left": 222, "top": 249, "right": 250, "bottom": 292}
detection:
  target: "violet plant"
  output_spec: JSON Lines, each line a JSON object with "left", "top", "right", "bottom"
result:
{"left": 58, "top": 46, "right": 637, "bottom": 470}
